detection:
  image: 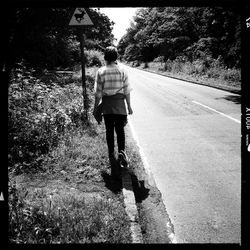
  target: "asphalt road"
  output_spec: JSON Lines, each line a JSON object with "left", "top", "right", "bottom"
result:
{"left": 122, "top": 64, "right": 241, "bottom": 243}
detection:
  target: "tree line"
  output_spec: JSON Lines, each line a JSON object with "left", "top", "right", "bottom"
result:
{"left": 7, "top": 8, "right": 112, "bottom": 173}
{"left": 117, "top": 7, "right": 241, "bottom": 69}
{"left": 6, "top": 8, "right": 114, "bottom": 70}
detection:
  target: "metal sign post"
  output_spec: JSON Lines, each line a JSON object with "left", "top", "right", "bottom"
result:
{"left": 69, "top": 8, "right": 94, "bottom": 122}
{"left": 78, "top": 29, "right": 88, "bottom": 121}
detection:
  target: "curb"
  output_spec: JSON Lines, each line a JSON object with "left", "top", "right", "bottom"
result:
{"left": 121, "top": 167, "right": 143, "bottom": 243}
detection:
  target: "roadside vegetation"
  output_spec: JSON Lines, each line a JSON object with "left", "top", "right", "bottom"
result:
{"left": 131, "top": 56, "right": 240, "bottom": 92}
{"left": 7, "top": 8, "right": 131, "bottom": 244}
{"left": 117, "top": 7, "right": 241, "bottom": 92}
{"left": 8, "top": 62, "right": 132, "bottom": 244}
{"left": 7, "top": 6, "right": 241, "bottom": 244}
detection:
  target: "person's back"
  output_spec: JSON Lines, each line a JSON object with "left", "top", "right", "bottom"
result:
{"left": 93, "top": 46, "right": 133, "bottom": 168}
{"left": 96, "top": 63, "right": 129, "bottom": 97}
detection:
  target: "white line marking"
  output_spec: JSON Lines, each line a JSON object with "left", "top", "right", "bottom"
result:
{"left": 192, "top": 100, "right": 241, "bottom": 124}
{"left": 128, "top": 118, "right": 156, "bottom": 187}
{"left": 128, "top": 117, "right": 177, "bottom": 243}
{"left": 168, "top": 233, "right": 178, "bottom": 243}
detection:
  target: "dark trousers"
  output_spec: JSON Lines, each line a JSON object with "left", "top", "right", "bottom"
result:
{"left": 104, "top": 114, "right": 127, "bottom": 156}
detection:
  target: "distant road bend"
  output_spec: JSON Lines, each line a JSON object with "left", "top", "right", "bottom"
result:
{"left": 122, "top": 63, "right": 241, "bottom": 244}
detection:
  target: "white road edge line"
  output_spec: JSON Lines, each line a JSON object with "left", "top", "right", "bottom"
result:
{"left": 192, "top": 100, "right": 241, "bottom": 124}
{"left": 128, "top": 117, "right": 178, "bottom": 244}
{"left": 128, "top": 118, "right": 156, "bottom": 188}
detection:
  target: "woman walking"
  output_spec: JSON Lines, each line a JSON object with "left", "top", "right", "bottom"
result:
{"left": 93, "top": 46, "right": 133, "bottom": 166}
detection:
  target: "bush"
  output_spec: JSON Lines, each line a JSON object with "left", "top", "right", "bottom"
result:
{"left": 163, "top": 60, "right": 172, "bottom": 71}
{"left": 206, "top": 67, "right": 221, "bottom": 78}
{"left": 8, "top": 65, "right": 95, "bottom": 173}
{"left": 193, "top": 59, "right": 206, "bottom": 74}
{"left": 171, "top": 59, "right": 182, "bottom": 73}
{"left": 222, "top": 68, "right": 241, "bottom": 82}
{"left": 84, "top": 50, "right": 104, "bottom": 67}
{"left": 153, "top": 56, "right": 164, "bottom": 64}
{"left": 210, "top": 56, "right": 226, "bottom": 69}
{"left": 182, "top": 61, "right": 196, "bottom": 75}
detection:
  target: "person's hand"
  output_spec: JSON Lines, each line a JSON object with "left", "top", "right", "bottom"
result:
{"left": 128, "top": 106, "right": 133, "bottom": 115}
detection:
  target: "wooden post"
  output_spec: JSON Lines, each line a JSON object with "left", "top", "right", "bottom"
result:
{"left": 78, "top": 28, "right": 88, "bottom": 122}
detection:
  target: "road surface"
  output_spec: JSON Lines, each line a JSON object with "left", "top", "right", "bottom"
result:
{"left": 122, "top": 64, "right": 241, "bottom": 243}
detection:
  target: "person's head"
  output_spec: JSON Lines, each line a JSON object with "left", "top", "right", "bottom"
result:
{"left": 104, "top": 46, "right": 118, "bottom": 63}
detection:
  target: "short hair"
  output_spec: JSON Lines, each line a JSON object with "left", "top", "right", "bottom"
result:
{"left": 104, "top": 46, "right": 118, "bottom": 62}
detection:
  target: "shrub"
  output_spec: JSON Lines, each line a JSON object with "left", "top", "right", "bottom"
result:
{"left": 8, "top": 65, "right": 95, "bottom": 173}
{"left": 163, "top": 60, "right": 172, "bottom": 71}
{"left": 153, "top": 56, "right": 164, "bottom": 64}
{"left": 210, "top": 56, "right": 226, "bottom": 69}
{"left": 156, "top": 62, "right": 165, "bottom": 72}
{"left": 84, "top": 50, "right": 104, "bottom": 67}
{"left": 171, "top": 59, "right": 182, "bottom": 73}
{"left": 193, "top": 59, "right": 207, "bottom": 74}
{"left": 206, "top": 67, "right": 221, "bottom": 78}
{"left": 182, "top": 61, "right": 196, "bottom": 75}
{"left": 222, "top": 68, "right": 241, "bottom": 82}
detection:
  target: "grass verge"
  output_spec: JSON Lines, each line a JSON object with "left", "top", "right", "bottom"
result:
{"left": 132, "top": 61, "right": 241, "bottom": 93}
{"left": 9, "top": 120, "right": 132, "bottom": 244}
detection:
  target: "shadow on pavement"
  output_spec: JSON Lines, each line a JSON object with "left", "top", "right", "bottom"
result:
{"left": 101, "top": 159, "right": 150, "bottom": 202}
{"left": 216, "top": 94, "right": 241, "bottom": 104}
{"left": 101, "top": 160, "right": 122, "bottom": 194}
{"left": 130, "top": 173, "right": 150, "bottom": 203}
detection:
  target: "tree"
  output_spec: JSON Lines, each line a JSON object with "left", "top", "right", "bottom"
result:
{"left": 7, "top": 8, "right": 115, "bottom": 70}
{"left": 118, "top": 7, "right": 241, "bottom": 68}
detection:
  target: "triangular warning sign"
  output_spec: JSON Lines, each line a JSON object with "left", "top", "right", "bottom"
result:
{"left": 69, "top": 8, "right": 94, "bottom": 26}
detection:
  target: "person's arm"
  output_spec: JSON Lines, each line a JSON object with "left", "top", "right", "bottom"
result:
{"left": 123, "top": 70, "right": 133, "bottom": 115}
{"left": 125, "top": 93, "right": 133, "bottom": 115}
{"left": 93, "top": 70, "right": 102, "bottom": 115}
{"left": 93, "top": 96, "right": 101, "bottom": 115}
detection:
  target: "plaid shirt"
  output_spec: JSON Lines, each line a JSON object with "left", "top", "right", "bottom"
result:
{"left": 94, "top": 64, "right": 132, "bottom": 98}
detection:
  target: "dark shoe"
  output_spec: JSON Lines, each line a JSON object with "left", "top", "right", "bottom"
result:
{"left": 118, "top": 150, "right": 128, "bottom": 167}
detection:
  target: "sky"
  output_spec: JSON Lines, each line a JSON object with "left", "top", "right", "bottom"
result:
{"left": 99, "top": 8, "right": 140, "bottom": 45}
